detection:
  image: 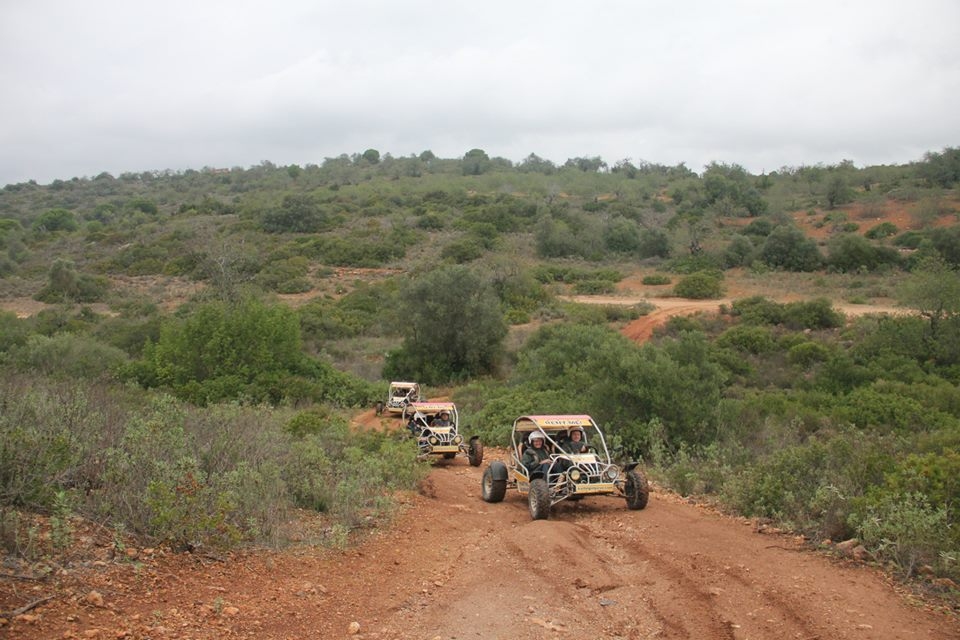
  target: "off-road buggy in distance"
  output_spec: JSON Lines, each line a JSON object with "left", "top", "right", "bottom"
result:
{"left": 481, "top": 414, "right": 649, "bottom": 520}
{"left": 403, "top": 401, "right": 483, "bottom": 466}
{"left": 384, "top": 381, "right": 422, "bottom": 416}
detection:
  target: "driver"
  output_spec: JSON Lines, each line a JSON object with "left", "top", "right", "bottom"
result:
{"left": 432, "top": 410, "right": 452, "bottom": 427}
{"left": 562, "top": 428, "right": 588, "bottom": 454}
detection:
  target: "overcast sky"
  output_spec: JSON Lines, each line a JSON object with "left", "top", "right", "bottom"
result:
{"left": 1, "top": 1, "right": 958, "bottom": 186}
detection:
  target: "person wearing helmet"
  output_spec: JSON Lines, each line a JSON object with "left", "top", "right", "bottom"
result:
{"left": 432, "top": 410, "right": 452, "bottom": 427}
{"left": 522, "top": 430, "right": 551, "bottom": 476}
{"left": 561, "top": 428, "right": 589, "bottom": 454}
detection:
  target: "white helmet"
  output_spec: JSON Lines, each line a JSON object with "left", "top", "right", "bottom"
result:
{"left": 528, "top": 430, "right": 545, "bottom": 444}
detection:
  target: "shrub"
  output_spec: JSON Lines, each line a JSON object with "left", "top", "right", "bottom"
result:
{"left": 826, "top": 234, "right": 902, "bottom": 273}
{"left": 32, "top": 208, "right": 78, "bottom": 233}
{"left": 865, "top": 222, "right": 898, "bottom": 239}
{"left": 787, "top": 341, "right": 832, "bottom": 367}
{"left": 852, "top": 492, "right": 953, "bottom": 579}
{"left": 261, "top": 194, "right": 334, "bottom": 233}
{"left": 35, "top": 259, "right": 109, "bottom": 303}
{"left": 759, "top": 226, "right": 823, "bottom": 271}
{"left": 715, "top": 325, "right": 776, "bottom": 354}
{"left": 781, "top": 298, "right": 845, "bottom": 330}
{"left": 730, "top": 296, "right": 784, "bottom": 325}
{"left": 674, "top": 271, "right": 723, "bottom": 299}
{"left": 641, "top": 274, "right": 671, "bottom": 285}
{"left": 441, "top": 237, "right": 485, "bottom": 263}
{"left": 9, "top": 334, "right": 128, "bottom": 379}
{"left": 572, "top": 279, "right": 615, "bottom": 294}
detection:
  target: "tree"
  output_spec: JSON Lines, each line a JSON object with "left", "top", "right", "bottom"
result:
{"left": 897, "top": 256, "right": 960, "bottom": 340}
{"left": 384, "top": 266, "right": 507, "bottom": 384}
{"left": 722, "top": 235, "right": 756, "bottom": 268}
{"left": 825, "top": 176, "right": 854, "bottom": 209}
{"left": 929, "top": 226, "right": 960, "bottom": 267}
{"left": 674, "top": 271, "right": 724, "bottom": 299}
{"left": 260, "top": 194, "right": 332, "bottom": 233}
{"left": 639, "top": 229, "right": 671, "bottom": 258}
{"left": 826, "top": 234, "right": 901, "bottom": 273}
{"left": 759, "top": 226, "right": 823, "bottom": 271}
{"left": 461, "top": 149, "right": 491, "bottom": 175}
{"left": 34, "top": 259, "right": 108, "bottom": 303}
{"left": 563, "top": 156, "right": 607, "bottom": 172}
{"left": 32, "top": 208, "right": 78, "bottom": 233}
{"left": 603, "top": 217, "right": 640, "bottom": 253}
{"left": 916, "top": 147, "right": 960, "bottom": 188}
{"left": 517, "top": 153, "right": 556, "bottom": 174}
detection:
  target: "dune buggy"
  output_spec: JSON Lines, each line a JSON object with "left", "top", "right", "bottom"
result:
{"left": 480, "top": 414, "right": 649, "bottom": 520}
{"left": 384, "top": 381, "right": 422, "bottom": 416}
{"left": 403, "top": 401, "right": 483, "bottom": 466}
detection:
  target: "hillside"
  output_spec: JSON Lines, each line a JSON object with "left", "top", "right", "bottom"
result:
{"left": 2, "top": 151, "right": 960, "bottom": 637}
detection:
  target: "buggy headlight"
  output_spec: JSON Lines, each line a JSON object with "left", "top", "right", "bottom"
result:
{"left": 429, "top": 436, "right": 439, "bottom": 445}
{"left": 569, "top": 468, "right": 581, "bottom": 482}
{"left": 606, "top": 468, "right": 619, "bottom": 481}
{"left": 453, "top": 435, "right": 463, "bottom": 445}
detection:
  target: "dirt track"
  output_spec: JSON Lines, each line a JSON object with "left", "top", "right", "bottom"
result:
{"left": 3, "top": 448, "right": 957, "bottom": 639}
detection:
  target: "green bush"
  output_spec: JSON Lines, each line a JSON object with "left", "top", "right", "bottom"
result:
{"left": 128, "top": 297, "right": 376, "bottom": 406}
{"left": 441, "top": 237, "right": 485, "bottom": 263}
{"left": 826, "top": 234, "right": 902, "bottom": 273}
{"left": 35, "top": 259, "right": 109, "bottom": 303}
{"left": 9, "top": 334, "right": 128, "bottom": 379}
{"left": 256, "top": 256, "right": 311, "bottom": 293}
{"left": 722, "top": 432, "right": 894, "bottom": 540}
{"left": 641, "top": 273, "right": 671, "bottom": 285}
{"left": 572, "top": 279, "right": 615, "bottom": 294}
{"left": 730, "top": 296, "right": 784, "bottom": 325}
{"left": 674, "top": 271, "right": 723, "bottom": 299}
{"left": 715, "top": 325, "right": 776, "bottom": 354}
{"left": 865, "top": 222, "right": 898, "bottom": 239}
{"left": 852, "top": 492, "right": 954, "bottom": 579}
{"left": 787, "top": 341, "right": 832, "bottom": 367}
{"left": 0, "top": 311, "right": 30, "bottom": 353}
{"left": 32, "top": 208, "right": 78, "bottom": 233}
{"left": 782, "top": 298, "right": 844, "bottom": 330}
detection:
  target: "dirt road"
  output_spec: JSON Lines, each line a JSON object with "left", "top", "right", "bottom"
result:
{"left": 3, "top": 450, "right": 957, "bottom": 639}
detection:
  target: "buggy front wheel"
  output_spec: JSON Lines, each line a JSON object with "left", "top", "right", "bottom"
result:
{"left": 528, "top": 478, "right": 551, "bottom": 520}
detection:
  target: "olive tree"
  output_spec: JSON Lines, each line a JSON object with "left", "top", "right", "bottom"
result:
{"left": 384, "top": 266, "right": 507, "bottom": 384}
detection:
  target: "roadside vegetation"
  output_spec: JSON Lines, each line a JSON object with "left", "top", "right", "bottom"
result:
{"left": 1, "top": 147, "right": 959, "bottom": 592}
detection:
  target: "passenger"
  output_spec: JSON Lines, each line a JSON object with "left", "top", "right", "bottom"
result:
{"left": 406, "top": 415, "right": 420, "bottom": 437}
{"left": 432, "top": 410, "right": 452, "bottom": 427}
{"left": 522, "top": 431, "right": 552, "bottom": 477}
{"left": 408, "top": 411, "right": 429, "bottom": 437}
{"left": 562, "top": 428, "right": 589, "bottom": 454}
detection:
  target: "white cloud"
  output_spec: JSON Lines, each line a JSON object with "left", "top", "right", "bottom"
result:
{"left": 1, "top": 0, "right": 958, "bottom": 184}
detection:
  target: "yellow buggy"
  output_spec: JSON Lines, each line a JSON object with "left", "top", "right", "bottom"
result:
{"left": 384, "top": 381, "right": 422, "bottom": 416}
{"left": 403, "top": 401, "right": 483, "bottom": 466}
{"left": 480, "top": 415, "right": 649, "bottom": 519}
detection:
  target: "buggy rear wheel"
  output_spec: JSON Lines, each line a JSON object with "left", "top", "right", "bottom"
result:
{"left": 528, "top": 478, "right": 551, "bottom": 520}
{"left": 625, "top": 469, "right": 650, "bottom": 510}
{"left": 481, "top": 464, "right": 506, "bottom": 503}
